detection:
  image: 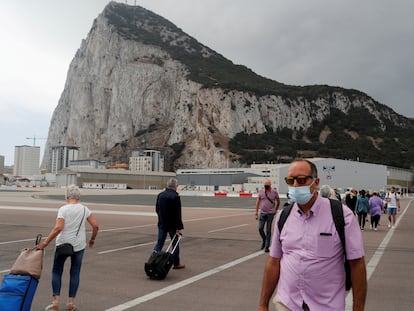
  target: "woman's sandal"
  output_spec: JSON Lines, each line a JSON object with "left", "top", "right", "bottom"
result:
{"left": 45, "top": 302, "right": 59, "bottom": 311}
{"left": 66, "top": 303, "right": 77, "bottom": 311}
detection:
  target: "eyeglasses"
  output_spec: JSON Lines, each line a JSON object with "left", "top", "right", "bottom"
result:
{"left": 284, "top": 175, "right": 314, "bottom": 185}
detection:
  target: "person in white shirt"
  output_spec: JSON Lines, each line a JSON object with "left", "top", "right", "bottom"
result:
{"left": 37, "top": 185, "right": 99, "bottom": 311}
{"left": 385, "top": 186, "right": 401, "bottom": 228}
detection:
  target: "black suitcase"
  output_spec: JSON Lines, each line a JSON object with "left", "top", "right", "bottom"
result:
{"left": 145, "top": 234, "right": 181, "bottom": 280}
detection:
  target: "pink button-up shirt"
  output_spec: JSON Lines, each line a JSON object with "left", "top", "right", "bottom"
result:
{"left": 257, "top": 188, "right": 279, "bottom": 214}
{"left": 270, "top": 196, "right": 364, "bottom": 311}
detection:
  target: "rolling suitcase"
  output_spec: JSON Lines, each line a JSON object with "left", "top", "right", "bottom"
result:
{"left": 0, "top": 274, "right": 38, "bottom": 311}
{"left": 145, "top": 234, "right": 182, "bottom": 280}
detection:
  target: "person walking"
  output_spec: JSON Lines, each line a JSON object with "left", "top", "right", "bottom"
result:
{"left": 257, "top": 159, "right": 366, "bottom": 311}
{"left": 36, "top": 184, "right": 99, "bottom": 311}
{"left": 319, "top": 184, "right": 337, "bottom": 200}
{"left": 153, "top": 178, "right": 185, "bottom": 269}
{"left": 345, "top": 188, "right": 357, "bottom": 214}
{"left": 369, "top": 192, "right": 383, "bottom": 231}
{"left": 255, "top": 179, "right": 280, "bottom": 252}
{"left": 385, "top": 186, "right": 401, "bottom": 228}
{"left": 356, "top": 189, "right": 369, "bottom": 231}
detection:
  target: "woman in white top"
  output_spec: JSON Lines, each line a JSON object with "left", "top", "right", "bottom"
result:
{"left": 37, "top": 185, "right": 99, "bottom": 311}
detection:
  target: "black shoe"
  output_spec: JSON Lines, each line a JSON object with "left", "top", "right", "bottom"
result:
{"left": 261, "top": 242, "right": 265, "bottom": 250}
{"left": 264, "top": 248, "right": 270, "bottom": 253}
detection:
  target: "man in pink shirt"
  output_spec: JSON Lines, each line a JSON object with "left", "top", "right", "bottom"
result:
{"left": 255, "top": 179, "right": 280, "bottom": 252}
{"left": 258, "top": 159, "right": 367, "bottom": 311}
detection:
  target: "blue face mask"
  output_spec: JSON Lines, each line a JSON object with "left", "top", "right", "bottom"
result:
{"left": 288, "top": 181, "right": 315, "bottom": 205}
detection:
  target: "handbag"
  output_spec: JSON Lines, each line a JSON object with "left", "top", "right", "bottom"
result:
{"left": 55, "top": 243, "right": 74, "bottom": 257}
{"left": 55, "top": 207, "right": 86, "bottom": 257}
{"left": 10, "top": 234, "right": 44, "bottom": 280}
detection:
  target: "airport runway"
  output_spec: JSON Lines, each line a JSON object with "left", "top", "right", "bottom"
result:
{"left": 1, "top": 188, "right": 413, "bottom": 310}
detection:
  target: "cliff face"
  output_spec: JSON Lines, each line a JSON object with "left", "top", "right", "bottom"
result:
{"left": 42, "top": 2, "right": 413, "bottom": 170}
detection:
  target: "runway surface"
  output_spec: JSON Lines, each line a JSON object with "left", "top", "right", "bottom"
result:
{"left": 1, "top": 188, "right": 413, "bottom": 310}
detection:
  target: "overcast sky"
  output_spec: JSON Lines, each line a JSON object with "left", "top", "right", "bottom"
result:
{"left": 1, "top": 0, "right": 413, "bottom": 166}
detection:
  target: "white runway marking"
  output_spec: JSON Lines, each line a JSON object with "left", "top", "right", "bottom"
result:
{"left": 99, "top": 224, "right": 155, "bottom": 232}
{"left": 0, "top": 206, "right": 58, "bottom": 212}
{"left": 345, "top": 199, "right": 413, "bottom": 310}
{"left": 208, "top": 224, "right": 248, "bottom": 233}
{"left": 0, "top": 205, "right": 156, "bottom": 216}
{"left": 104, "top": 250, "right": 264, "bottom": 311}
{"left": 98, "top": 241, "right": 154, "bottom": 254}
{"left": 0, "top": 238, "right": 36, "bottom": 245}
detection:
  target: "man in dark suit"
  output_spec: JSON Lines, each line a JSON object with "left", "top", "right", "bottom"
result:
{"left": 153, "top": 178, "right": 185, "bottom": 269}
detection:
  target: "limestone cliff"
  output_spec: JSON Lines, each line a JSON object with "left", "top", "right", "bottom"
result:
{"left": 42, "top": 2, "right": 413, "bottom": 170}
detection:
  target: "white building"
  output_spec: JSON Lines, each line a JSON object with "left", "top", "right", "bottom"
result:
{"left": 13, "top": 145, "right": 40, "bottom": 177}
{"left": 177, "top": 158, "right": 413, "bottom": 195}
{"left": 69, "top": 159, "right": 106, "bottom": 169}
{"left": 50, "top": 146, "right": 80, "bottom": 174}
{"left": 129, "top": 149, "right": 164, "bottom": 172}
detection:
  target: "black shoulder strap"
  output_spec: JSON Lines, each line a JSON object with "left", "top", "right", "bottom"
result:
{"left": 329, "top": 199, "right": 345, "bottom": 252}
{"left": 278, "top": 203, "right": 293, "bottom": 233}
{"left": 76, "top": 207, "right": 86, "bottom": 237}
{"left": 264, "top": 191, "right": 275, "bottom": 205}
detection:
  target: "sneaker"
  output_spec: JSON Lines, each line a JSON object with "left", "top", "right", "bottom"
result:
{"left": 388, "top": 223, "right": 391, "bottom": 228}
{"left": 173, "top": 263, "right": 186, "bottom": 269}
{"left": 392, "top": 225, "right": 395, "bottom": 229}
{"left": 370, "top": 224, "right": 373, "bottom": 230}
{"left": 374, "top": 228, "right": 378, "bottom": 231}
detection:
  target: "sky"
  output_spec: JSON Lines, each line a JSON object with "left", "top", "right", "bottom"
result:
{"left": 1, "top": 0, "right": 413, "bottom": 166}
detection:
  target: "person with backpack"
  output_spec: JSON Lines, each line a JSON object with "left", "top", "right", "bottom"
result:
{"left": 258, "top": 159, "right": 366, "bottom": 311}
{"left": 255, "top": 179, "right": 280, "bottom": 252}
{"left": 385, "top": 186, "right": 401, "bottom": 228}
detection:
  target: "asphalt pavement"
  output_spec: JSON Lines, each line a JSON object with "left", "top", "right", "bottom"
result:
{"left": 1, "top": 188, "right": 413, "bottom": 310}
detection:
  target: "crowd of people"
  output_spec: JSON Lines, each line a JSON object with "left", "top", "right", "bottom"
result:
{"left": 319, "top": 184, "right": 401, "bottom": 231}
{"left": 34, "top": 161, "right": 401, "bottom": 311}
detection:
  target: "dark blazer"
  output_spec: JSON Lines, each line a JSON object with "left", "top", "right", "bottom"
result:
{"left": 156, "top": 188, "right": 184, "bottom": 230}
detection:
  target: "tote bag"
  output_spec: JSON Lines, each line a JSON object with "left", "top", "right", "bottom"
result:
{"left": 10, "top": 235, "right": 43, "bottom": 280}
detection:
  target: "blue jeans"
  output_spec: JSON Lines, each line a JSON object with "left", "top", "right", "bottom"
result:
{"left": 258, "top": 213, "right": 275, "bottom": 249}
{"left": 52, "top": 249, "right": 85, "bottom": 298}
{"left": 153, "top": 228, "right": 180, "bottom": 266}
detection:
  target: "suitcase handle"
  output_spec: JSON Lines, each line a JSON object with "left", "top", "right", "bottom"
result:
{"left": 165, "top": 234, "right": 182, "bottom": 254}
{"left": 35, "top": 234, "right": 42, "bottom": 245}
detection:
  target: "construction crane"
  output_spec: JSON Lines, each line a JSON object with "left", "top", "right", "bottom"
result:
{"left": 26, "top": 136, "right": 47, "bottom": 146}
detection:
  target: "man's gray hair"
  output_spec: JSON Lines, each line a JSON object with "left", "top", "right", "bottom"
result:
{"left": 66, "top": 184, "right": 81, "bottom": 200}
{"left": 320, "top": 184, "right": 337, "bottom": 200}
{"left": 166, "top": 178, "right": 178, "bottom": 189}
{"left": 320, "top": 185, "right": 333, "bottom": 198}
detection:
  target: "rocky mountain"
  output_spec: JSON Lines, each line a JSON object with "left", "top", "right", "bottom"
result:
{"left": 42, "top": 1, "right": 414, "bottom": 171}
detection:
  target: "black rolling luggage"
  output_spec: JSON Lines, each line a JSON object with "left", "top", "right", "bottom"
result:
{"left": 145, "top": 234, "right": 181, "bottom": 280}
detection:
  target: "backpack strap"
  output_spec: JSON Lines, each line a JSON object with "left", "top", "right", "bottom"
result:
{"left": 278, "top": 203, "right": 293, "bottom": 233}
{"left": 329, "top": 199, "right": 345, "bottom": 252}
{"left": 330, "top": 199, "right": 352, "bottom": 291}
